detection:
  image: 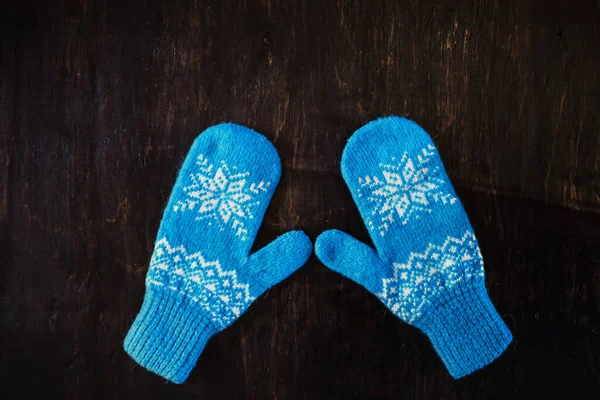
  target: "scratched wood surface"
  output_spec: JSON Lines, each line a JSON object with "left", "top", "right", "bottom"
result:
{"left": 1, "top": 0, "right": 599, "bottom": 398}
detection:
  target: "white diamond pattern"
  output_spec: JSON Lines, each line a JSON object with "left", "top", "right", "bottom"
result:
{"left": 146, "top": 238, "right": 254, "bottom": 328}
{"left": 378, "top": 231, "right": 484, "bottom": 323}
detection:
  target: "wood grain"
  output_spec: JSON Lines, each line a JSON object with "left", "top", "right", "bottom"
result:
{"left": 1, "top": 0, "right": 599, "bottom": 398}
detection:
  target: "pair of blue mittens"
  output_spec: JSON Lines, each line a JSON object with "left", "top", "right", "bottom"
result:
{"left": 124, "top": 117, "right": 512, "bottom": 383}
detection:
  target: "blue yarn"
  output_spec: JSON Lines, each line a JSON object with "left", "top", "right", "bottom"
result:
{"left": 124, "top": 123, "right": 312, "bottom": 383}
{"left": 315, "top": 116, "right": 512, "bottom": 379}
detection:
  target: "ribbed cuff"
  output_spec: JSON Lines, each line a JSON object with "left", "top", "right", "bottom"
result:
{"left": 413, "top": 279, "right": 513, "bottom": 379}
{"left": 124, "top": 288, "right": 217, "bottom": 383}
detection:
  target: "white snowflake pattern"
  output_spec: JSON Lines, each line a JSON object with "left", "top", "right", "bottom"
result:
{"left": 146, "top": 238, "right": 254, "bottom": 328}
{"left": 357, "top": 145, "right": 457, "bottom": 237}
{"left": 378, "top": 231, "right": 484, "bottom": 323}
{"left": 173, "top": 154, "right": 270, "bottom": 241}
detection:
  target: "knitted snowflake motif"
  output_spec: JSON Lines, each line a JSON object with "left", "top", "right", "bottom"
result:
{"left": 173, "top": 154, "right": 270, "bottom": 241}
{"left": 146, "top": 238, "right": 254, "bottom": 328}
{"left": 357, "top": 145, "right": 457, "bottom": 237}
{"left": 378, "top": 231, "right": 484, "bottom": 323}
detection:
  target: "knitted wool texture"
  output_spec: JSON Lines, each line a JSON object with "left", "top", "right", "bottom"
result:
{"left": 124, "top": 123, "right": 312, "bottom": 383}
{"left": 315, "top": 117, "right": 512, "bottom": 379}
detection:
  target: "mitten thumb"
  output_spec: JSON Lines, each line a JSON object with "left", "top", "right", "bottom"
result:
{"left": 245, "top": 230, "right": 312, "bottom": 295}
{"left": 315, "top": 229, "right": 392, "bottom": 295}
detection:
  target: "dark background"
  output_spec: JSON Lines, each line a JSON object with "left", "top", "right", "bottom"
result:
{"left": 1, "top": 0, "right": 599, "bottom": 398}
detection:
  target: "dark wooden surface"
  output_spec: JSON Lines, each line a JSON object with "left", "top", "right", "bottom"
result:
{"left": 1, "top": 0, "right": 600, "bottom": 398}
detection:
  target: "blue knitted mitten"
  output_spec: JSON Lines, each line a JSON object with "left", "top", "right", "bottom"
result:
{"left": 315, "top": 117, "right": 512, "bottom": 379}
{"left": 124, "top": 123, "right": 312, "bottom": 383}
